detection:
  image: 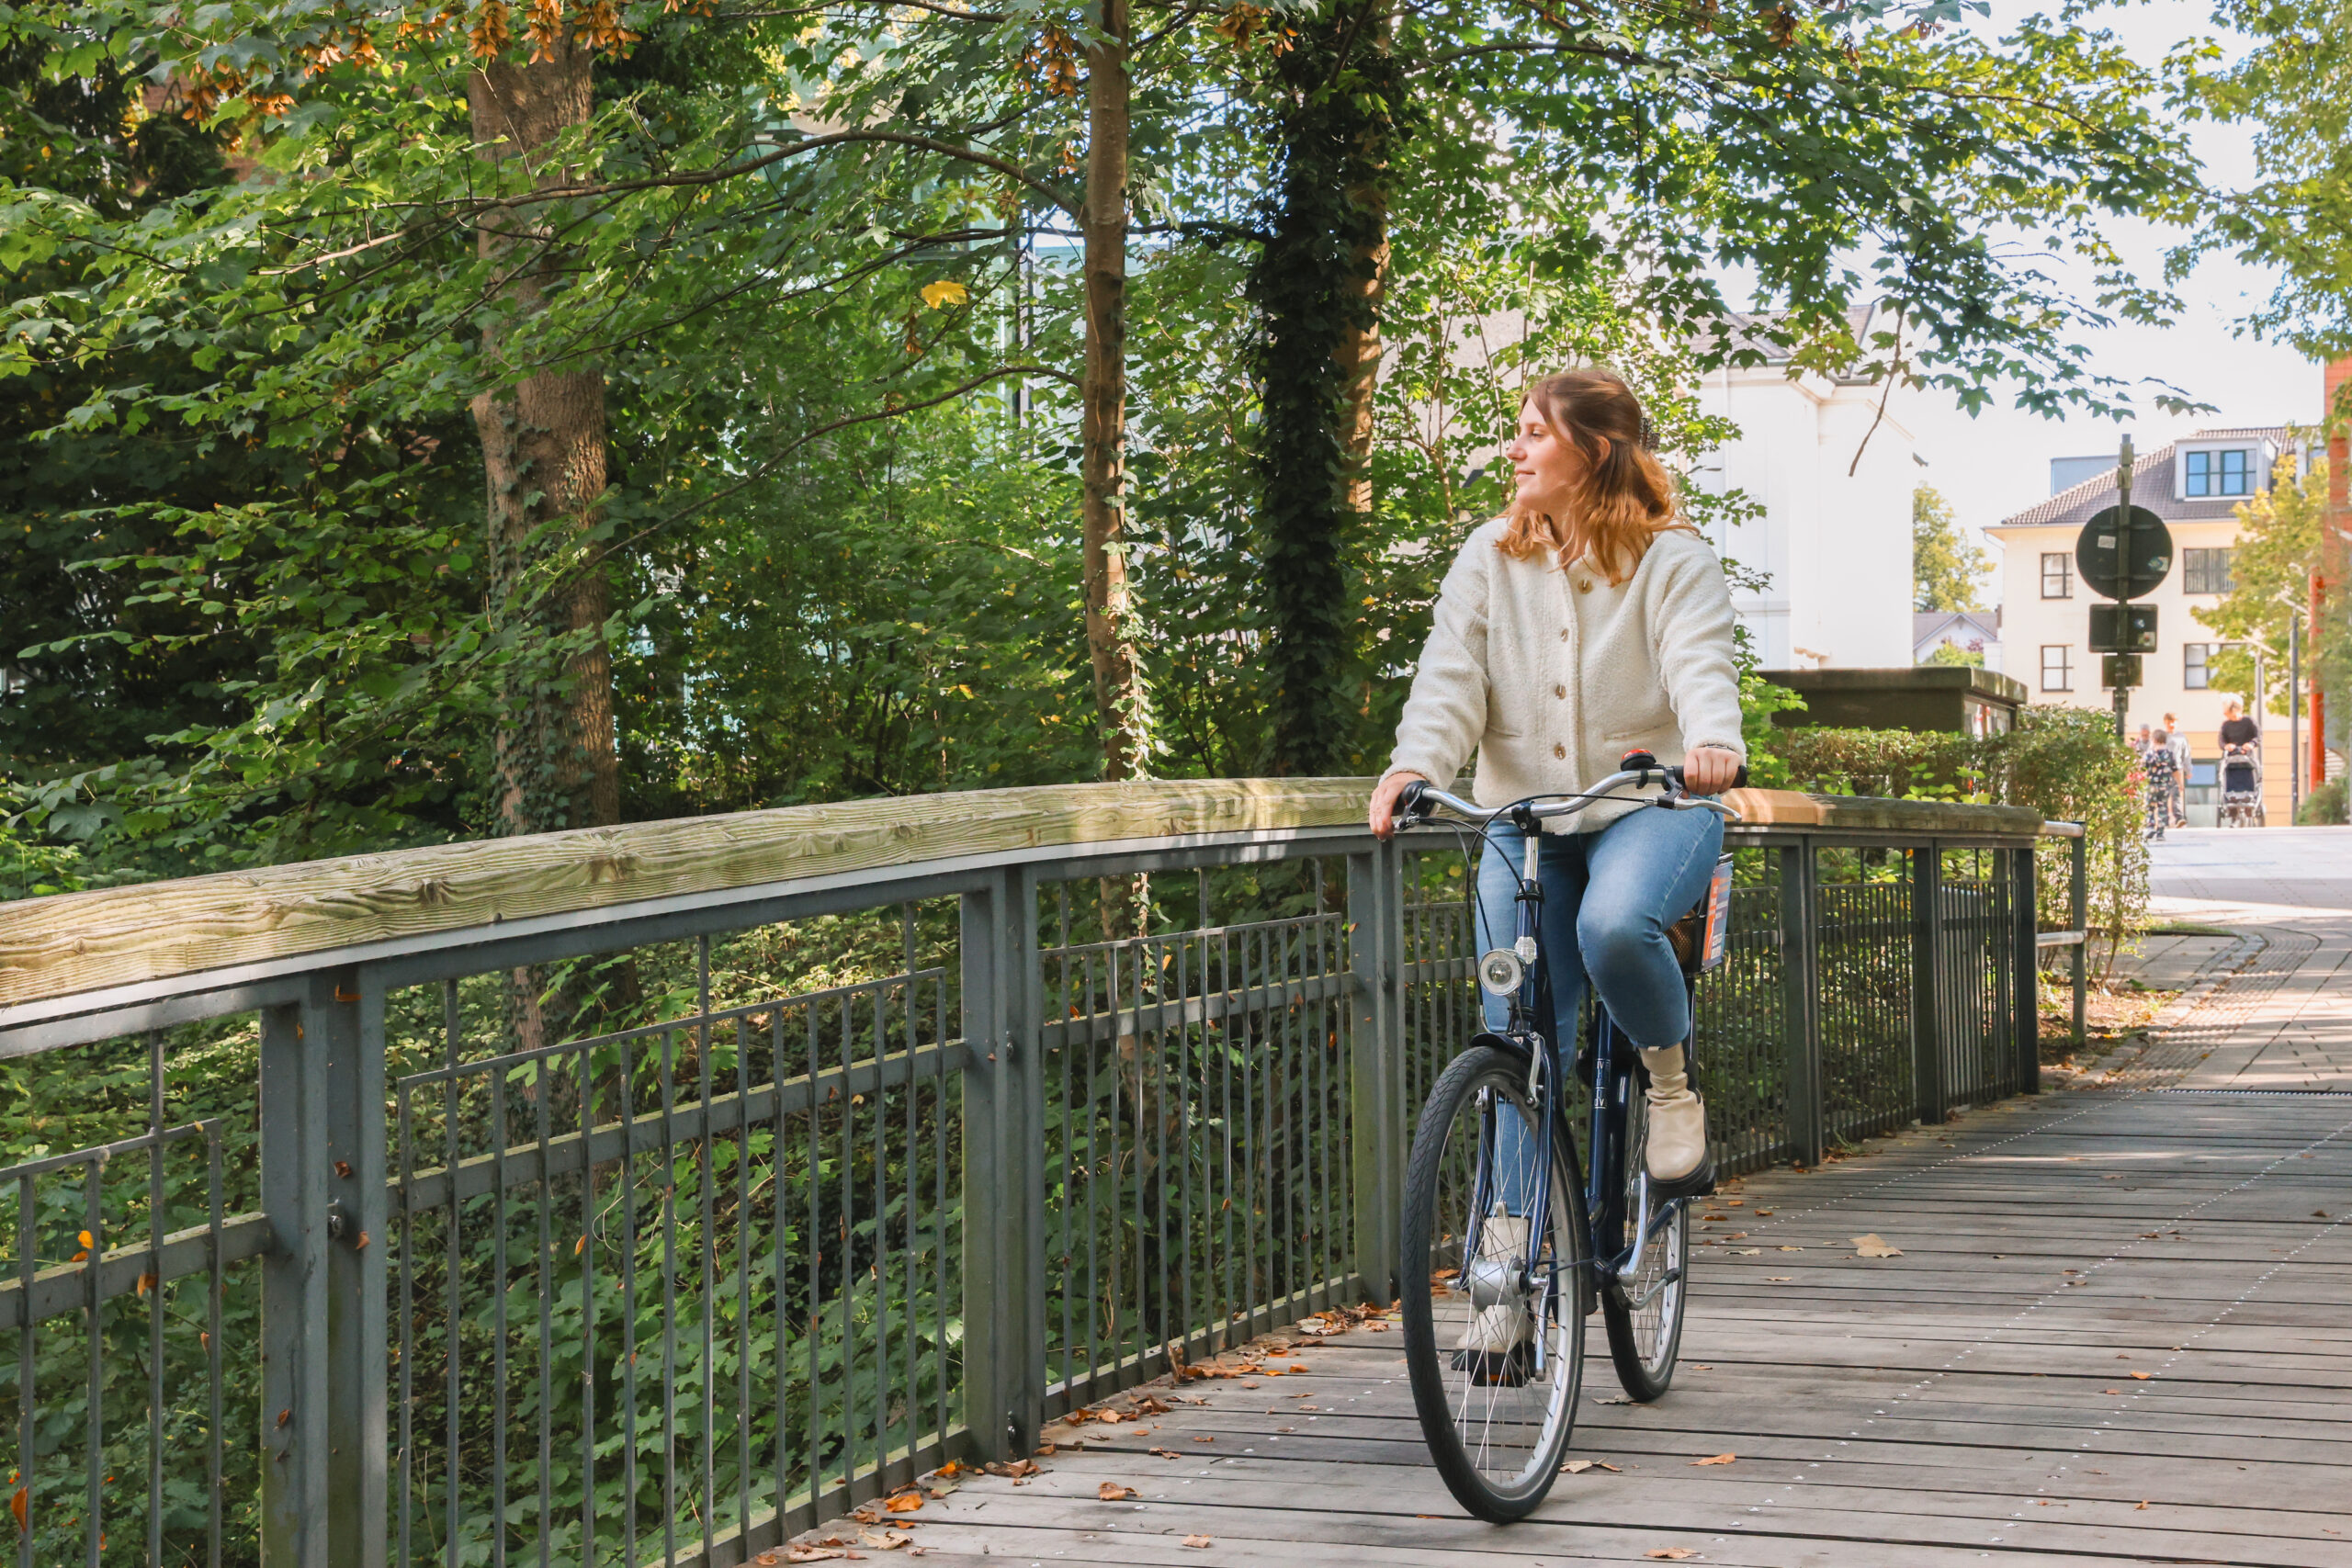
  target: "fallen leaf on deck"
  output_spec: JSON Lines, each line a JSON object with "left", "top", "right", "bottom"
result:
{"left": 2136, "top": 1500, "right": 2149, "bottom": 1511}
{"left": 1193, "top": 1436, "right": 1213, "bottom": 1443}
{"left": 1136, "top": 1396, "right": 1171, "bottom": 1414}
{"left": 981, "top": 1460, "right": 1040, "bottom": 1479}
{"left": 1561, "top": 1461, "right": 1597, "bottom": 1473}
{"left": 1727, "top": 1248, "right": 1762, "bottom": 1256}
{"left": 1182, "top": 1536, "right": 1213, "bottom": 1549}
{"left": 1097, "top": 1409, "right": 1124, "bottom": 1423}
{"left": 1764, "top": 1276, "right": 1793, "bottom": 1281}
{"left": 1851, "top": 1235, "right": 1902, "bottom": 1258}
{"left": 1753, "top": 1210, "right": 1773, "bottom": 1216}
{"left": 858, "top": 1530, "right": 913, "bottom": 1551}
{"left": 884, "top": 1492, "right": 923, "bottom": 1513}
{"left": 924, "top": 1481, "right": 959, "bottom": 1499}
{"left": 784, "top": 1549, "right": 845, "bottom": 1564}
{"left": 1645, "top": 1549, "right": 1700, "bottom": 1560}
{"left": 1776, "top": 1246, "right": 1805, "bottom": 1252}
{"left": 2131, "top": 1371, "right": 2151, "bottom": 1380}
{"left": 1097, "top": 1483, "right": 1136, "bottom": 1501}
{"left": 1151, "top": 1447, "right": 1181, "bottom": 1459}
{"left": 1690, "top": 1454, "right": 1736, "bottom": 1466}
{"left": 1689, "top": 1364, "right": 1713, "bottom": 1371}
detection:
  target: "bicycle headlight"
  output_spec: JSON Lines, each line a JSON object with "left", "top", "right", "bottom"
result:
{"left": 1477, "top": 948, "right": 1524, "bottom": 996}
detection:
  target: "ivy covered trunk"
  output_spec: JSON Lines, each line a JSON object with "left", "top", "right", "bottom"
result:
{"left": 1251, "top": 0, "right": 1400, "bottom": 777}
{"left": 469, "top": 37, "right": 622, "bottom": 1048}
{"left": 469, "top": 37, "right": 617, "bottom": 839}
{"left": 1082, "top": 0, "right": 1148, "bottom": 785}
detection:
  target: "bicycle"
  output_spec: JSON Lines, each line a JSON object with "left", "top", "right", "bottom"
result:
{"left": 1387, "top": 755, "right": 1743, "bottom": 1522}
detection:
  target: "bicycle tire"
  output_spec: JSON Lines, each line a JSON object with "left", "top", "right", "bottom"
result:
{"left": 1399, "top": 1043, "right": 1589, "bottom": 1523}
{"left": 1600, "top": 1084, "right": 1690, "bottom": 1401}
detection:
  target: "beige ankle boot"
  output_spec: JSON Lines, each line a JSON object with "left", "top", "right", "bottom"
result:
{"left": 1640, "top": 1045, "right": 1709, "bottom": 1185}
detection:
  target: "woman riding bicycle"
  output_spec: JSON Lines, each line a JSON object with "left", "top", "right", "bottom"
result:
{"left": 1367, "top": 366, "right": 1744, "bottom": 1219}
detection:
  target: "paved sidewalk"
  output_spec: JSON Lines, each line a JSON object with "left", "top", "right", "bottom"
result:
{"left": 2126, "top": 829, "right": 2352, "bottom": 1091}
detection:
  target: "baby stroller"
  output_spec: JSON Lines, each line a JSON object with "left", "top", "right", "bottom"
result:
{"left": 2220, "top": 743, "right": 2264, "bottom": 828}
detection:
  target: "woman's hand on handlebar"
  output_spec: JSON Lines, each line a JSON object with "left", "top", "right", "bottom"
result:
{"left": 1370, "top": 771, "right": 1429, "bottom": 840}
{"left": 1681, "top": 744, "right": 1743, "bottom": 795}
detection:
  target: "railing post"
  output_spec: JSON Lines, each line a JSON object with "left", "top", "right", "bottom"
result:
{"left": 1911, "top": 843, "right": 1947, "bottom": 1128}
{"left": 959, "top": 868, "right": 1042, "bottom": 1463}
{"left": 259, "top": 969, "right": 379, "bottom": 1567}
{"left": 2069, "top": 831, "right": 2088, "bottom": 1050}
{"left": 1776, "top": 839, "right": 1823, "bottom": 1168}
{"left": 2011, "top": 846, "right": 2042, "bottom": 1095}
{"left": 1347, "top": 840, "right": 1400, "bottom": 1305}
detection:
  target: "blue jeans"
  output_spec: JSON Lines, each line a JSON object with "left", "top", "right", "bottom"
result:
{"left": 1476, "top": 804, "right": 1724, "bottom": 1213}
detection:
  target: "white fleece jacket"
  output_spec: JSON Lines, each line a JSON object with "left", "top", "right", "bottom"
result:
{"left": 1382, "top": 520, "right": 1747, "bottom": 832}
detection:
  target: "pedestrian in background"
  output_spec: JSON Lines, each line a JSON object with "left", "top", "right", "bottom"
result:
{"left": 2143, "top": 728, "right": 2178, "bottom": 842}
{"left": 2162, "top": 711, "right": 2190, "bottom": 828}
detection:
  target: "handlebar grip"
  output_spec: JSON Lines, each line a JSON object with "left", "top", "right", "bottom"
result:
{"left": 1665, "top": 761, "right": 1748, "bottom": 794}
{"left": 1396, "top": 778, "right": 1434, "bottom": 821}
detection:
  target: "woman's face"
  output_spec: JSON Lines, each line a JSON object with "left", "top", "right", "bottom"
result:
{"left": 2226, "top": 703, "right": 2243, "bottom": 719}
{"left": 1504, "top": 401, "right": 1591, "bottom": 514}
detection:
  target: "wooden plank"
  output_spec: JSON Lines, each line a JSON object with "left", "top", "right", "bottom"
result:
{"left": 0, "top": 783, "right": 2045, "bottom": 1010}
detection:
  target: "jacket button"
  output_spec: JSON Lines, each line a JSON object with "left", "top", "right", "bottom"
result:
{"left": 1554, "top": 683, "right": 1566, "bottom": 698}
{"left": 1577, "top": 579, "right": 1592, "bottom": 593}
{"left": 1559, "top": 627, "right": 1570, "bottom": 642}
{"left": 1553, "top": 742, "right": 1566, "bottom": 760}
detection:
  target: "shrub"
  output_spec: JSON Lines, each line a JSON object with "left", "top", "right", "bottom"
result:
{"left": 2296, "top": 777, "right": 2347, "bottom": 825}
{"left": 1773, "top": 707, "right": 2148, "bottom": 964}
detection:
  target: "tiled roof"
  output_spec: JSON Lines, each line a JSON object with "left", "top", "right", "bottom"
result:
{"left": 1995, "top": 427, "right": 2293, "bottom": 532}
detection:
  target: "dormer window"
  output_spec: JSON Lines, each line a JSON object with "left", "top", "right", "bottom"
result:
{"left": 2184, "top": 447, "right": 2253, "bottom": 497}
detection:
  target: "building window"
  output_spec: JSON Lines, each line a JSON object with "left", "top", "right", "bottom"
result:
{"left": 2185, "top": 642, "right": 2212, "bottom": 689}
{"left": 2183, "top": 547, "right": 2235, "bottom": 594}
{"left": 2041, "top": 552, "right": 2074, "bottom": 599}
{"left": 2184, "top": 448, "right": 2253, "bottom": 497}
{"left": 2041, "top": 645, "right": 2073, "bottom": 693}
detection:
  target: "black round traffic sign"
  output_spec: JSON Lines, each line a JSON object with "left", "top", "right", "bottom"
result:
{"left": 2075, "top": 506, "right": 2172, "bottom": 600}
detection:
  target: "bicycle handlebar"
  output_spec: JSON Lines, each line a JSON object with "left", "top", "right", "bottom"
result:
{"left": 1394, "top": 751, "right": 1747, "bottom": 831}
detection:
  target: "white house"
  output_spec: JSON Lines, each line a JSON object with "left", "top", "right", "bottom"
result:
{"left": 1690, "top": 314, "right": 1919, "bottom": 671}
{"left": 1914, "top": 608, "right": 2003, "bottom": 671}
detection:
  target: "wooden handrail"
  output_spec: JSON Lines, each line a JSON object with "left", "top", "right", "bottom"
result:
{"left": 0, "top": 778, "right": 2049, "bottom": 1011}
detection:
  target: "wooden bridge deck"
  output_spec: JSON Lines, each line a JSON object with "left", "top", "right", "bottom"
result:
{"left": 813, "top": 1086, "right": 2351, "bottom": 1567}
{"left": 782, "top": 831, "right": 2352, "bottom": 1568}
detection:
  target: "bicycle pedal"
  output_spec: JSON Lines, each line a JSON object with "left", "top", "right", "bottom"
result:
{"left": 1451, "top": 1342, "right": 1536, "bottom": 1388}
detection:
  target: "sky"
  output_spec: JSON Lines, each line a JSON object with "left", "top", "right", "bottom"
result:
{"left": 1888, "top": 0, "right": 2316, "bottom": 563}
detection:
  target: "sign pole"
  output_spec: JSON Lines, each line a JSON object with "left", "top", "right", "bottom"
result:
{"left": 2112, "top": 435, "right": 2133, "bottom": 740}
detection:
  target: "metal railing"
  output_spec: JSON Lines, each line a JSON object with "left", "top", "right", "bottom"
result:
{"left": 0, "top": 781, "right": 2083, "bottom": 1567}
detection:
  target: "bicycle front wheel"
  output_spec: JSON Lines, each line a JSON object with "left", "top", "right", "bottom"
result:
{"left": 1602, "top": 1083, "right": 1690, "bottom": 1400}
{"left": 1399, "top": 1043, "right": 1588, "bottom": 1523}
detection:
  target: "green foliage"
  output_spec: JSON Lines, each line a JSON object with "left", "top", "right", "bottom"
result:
{"left": 1923, "top": 640, "right": 1986, "bottom": 667}
{"left": 2198, "top": 449, "right": 2348, "bottom": 724}
{"left": 1913, "top": 483, "right": 1988, "bottom": 612}
{"left": 2297, "top": 776, "right": 2348, "bottom": 825}
{"left": 1774, "top": 708, "right": 2149, "bottom": 955}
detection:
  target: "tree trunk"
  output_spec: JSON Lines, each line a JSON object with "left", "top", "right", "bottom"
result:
{"left": 1082, "top": 0, "right": 1147, "bottom": 785}
{"left": 469, "top": 37, "right": 620, "bottom": 1051}
{"left": 469, "top": 36, "right": 616, "bottom": 840}
{"left": 1253, "top": 0, "right": 1399, "bottom": 777}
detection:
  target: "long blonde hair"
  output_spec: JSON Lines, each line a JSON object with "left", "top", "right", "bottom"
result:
{"left": 1497, "top": 368, "right": 1694, "bottom": 583}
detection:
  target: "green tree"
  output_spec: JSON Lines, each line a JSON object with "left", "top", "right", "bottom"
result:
{"left": 1914, "top": 484, "right": 1990, "bottom": 612}
{"left": 2197, "top": 450, "right": 2347, "bottom": 715}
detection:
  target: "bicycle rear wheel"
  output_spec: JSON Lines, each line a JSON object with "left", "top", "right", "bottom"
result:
{"left": 1400, "top": 1043, "right": 1588, "bottom": 1523}
{"left": 1601, "top": 1083, "right": 1690, "bottom": 1400}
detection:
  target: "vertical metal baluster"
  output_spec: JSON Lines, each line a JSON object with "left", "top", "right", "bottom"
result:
{"left": 578, "top": 1037, "right": 597, "bottom": 1568}
{"left": 82, "top": 1154, "right": 102, "bottom": 1568}
{"left": 660, "top": 1021, "right": 680, "bottom": 1568}
{"left": 398, "top": 1083, "right": 415, "bottom": 1568}
{"left": 933, "top": 974, "right": 950, "bottom": 1445}
{"left": 803, "top": 1005, "right": 820, "bottom": 1517}
{"left": 696, "top": 939, "right": 717, "bottom": 1562}
{"left": 870, "top": 987, "right": 889, "bottom": 1491}
{"left": 899, "top": 976, "right": 920, "bottom": 1473}
{"left": 1080, "top": 940, "right": 1101, "bottom": 1396}
{"left": 738, "top": 1018, "right": 754, "bottom": 1548}
{"left": 444, "top": 984, "right": 463, "bottom": 1568}
{"left": 1218, "top": 921, "right": 1235, "bottom": 1347}
{"left": 619, "top": 1031, "right": 639, "bottom": 1567}
{"left": 17, "top": 1172, "right": 34, "bottom": 1568}
{"left": 1241, "top": 923, "right": 1260, "bottom": 1338}
{"left": 492, "top": 1035, "right": 510, "bottom": 1568}
{"left": 537, "top": 1034, "right": 555, "bottom": 1568}
{"left": 1150, "top": 934, "right": 1170, "bottom": 1370}
{"left": 835, "top": 997, "right": 854, "bottom": 1506}
{"left": 1176, "top": 931, "right": 1193, "bottom": 1363}
{"left": 1315, "top": 895, "right": 1336, "bottom": 1303}
{"left": 1057, "top": 967, "right": 1074, "bottom": 1394}
{"left": 1123, "top": 938, "right": 1141, "bottom": 1384}
{"left": 207, "top": 1125, "right": 221, "bottom": 1568}
{"left": 772, "top": 1007, "right": 791, "bottom": 1530}
{"left": 147, "top": 1032, "right": 165, "bottom": 1568}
